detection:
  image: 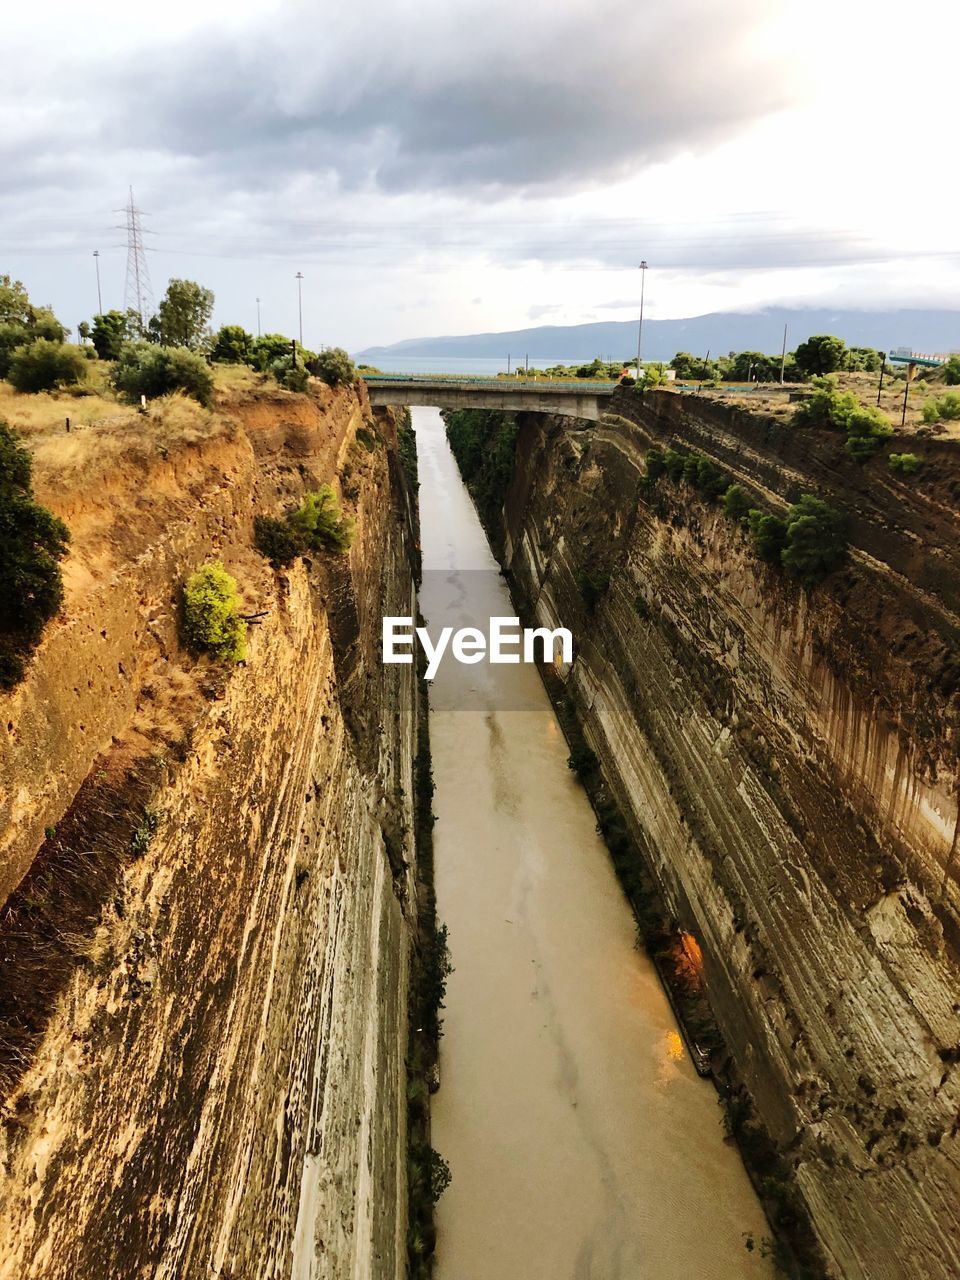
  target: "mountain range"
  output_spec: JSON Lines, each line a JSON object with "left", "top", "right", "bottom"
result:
{"left": 357, "top": 308, "right": 960, "bottom": 363}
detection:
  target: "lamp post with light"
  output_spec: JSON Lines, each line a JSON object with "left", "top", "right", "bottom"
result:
{"left": 636, "top": 260, "right": 648, "bottom": 379}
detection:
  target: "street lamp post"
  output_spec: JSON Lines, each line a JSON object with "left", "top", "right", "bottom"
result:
{"left": 295, "top": 272, "right": 304, "bottom": 346}
{"left": 256, "top": 297, "right": 261, "bottom": 339}
{"left": 636, "top": 261, "right": 648, "bottom": 379}
{"left": 93, "top": 250, "right": 103, "bottom": 315}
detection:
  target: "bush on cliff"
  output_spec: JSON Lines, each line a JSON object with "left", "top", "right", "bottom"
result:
{"left": 270, "top": 357, "right": 311, "bottom": 392}
{"left": 921, "top": 392, "right": 960, "bottom": 423}
{"left": 253, "top": 486, "right": 353, "bottom": 567}
{"left": 644, "top": 448, "right": 665, "bottom": 482}
{"left": 780, "top": 495, "right": 848, "bottom": 586}
{"left": 889, "top": 452, "right": 921, "bottom": 475}
{"left": 7, "top": 339, "right": 87, "bottom": 393}
{"left": 843, "top": 410, "right": 892, "bottom": 461}
{"left": 793, "top": 377, "right": 892, "bottom": 460}
{"left": 662, "top": 448, "right": 688, "bottom": 482}
{"left": 792, "top": 378, "right": 859, "bottom": 429}
{"left": 747, "top": 509, "right": 788, "bottom": 564}
{"left": 309, "top": 346, "right": 355, "bottom": 387}
{"left": 289, "top": 485, "right": 354, "bottom": 553}
{"left": 723, "top": 484, "right": 753, "bottom": 523}
{"left": 113, "top": 342, "right": 214, "bottom": 408}
{"left": 253, "top": 515, "right": 302, "bottom": 567}
{"left": 182, "top": 561, "right": 246, "bottom": 662}
{"left": 693, "top": 456, "right": 731, "bottom": 500}
{"left": 0, "top": 422, "right": 70, "bottom": 687}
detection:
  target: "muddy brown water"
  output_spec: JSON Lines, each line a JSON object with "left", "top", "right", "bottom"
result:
{"left": 412, "top": 406, "right": 773, "bottom": 1280}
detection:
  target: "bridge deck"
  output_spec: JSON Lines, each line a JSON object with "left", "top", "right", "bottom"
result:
{"left": 363, "top": 375, "right": 617, "bottom": 393}
{"left": 363, "top": 375, "right": 617, "bottom": 421}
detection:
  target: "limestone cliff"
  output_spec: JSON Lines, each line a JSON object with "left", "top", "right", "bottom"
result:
{"left": 0, "top": 383, "right": 421, "bottom": 1279}
{"left": 462, "top": 389, "right": 960, "bottom": 1279}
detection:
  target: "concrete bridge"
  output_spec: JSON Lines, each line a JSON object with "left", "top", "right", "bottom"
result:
{"left": 364, "top": 374, "right": 616, "bottom": 421}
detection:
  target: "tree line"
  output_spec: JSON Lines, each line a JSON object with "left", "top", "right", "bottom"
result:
{"left": 0, "top": 273, "right": 356, "bottom": 406}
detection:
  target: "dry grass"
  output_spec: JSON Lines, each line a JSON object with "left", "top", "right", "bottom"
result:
{"left": 19, "top": 391, "right": 215, "bottom": 487}
{"left": 213, "top": 363, "right": 267, "bottom": 394}
{"left": 0, "top": 377, "right": 122, "bottom": 438}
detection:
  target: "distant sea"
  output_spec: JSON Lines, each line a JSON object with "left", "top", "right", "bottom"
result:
{"left": 352, "top": 354, "right": 584, "bottom": 376}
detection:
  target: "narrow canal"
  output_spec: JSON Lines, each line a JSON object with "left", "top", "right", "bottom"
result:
{"left": 413, "top": 405, "right": 772, "bottom": 1280}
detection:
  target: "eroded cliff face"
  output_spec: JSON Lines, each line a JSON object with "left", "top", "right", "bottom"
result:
{"left": 0, "top": 384, "right": 421, "bottom": 1279}
{"left": 487, "top": 390, "right": 960, "bottom": 1278}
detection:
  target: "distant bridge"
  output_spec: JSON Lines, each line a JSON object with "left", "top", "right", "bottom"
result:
{"left": 364, "top": 375, "right": 617, "bottom": 421}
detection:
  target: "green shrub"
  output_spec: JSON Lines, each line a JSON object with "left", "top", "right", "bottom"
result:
{"left": 889, "top": 453, "right": 920, "bottom": 475}
{"left": 8, "top": 340, "right": 87, "bottom": 393}
{"left": 289, "top": 485, "right": 354, "bottom": 553}
{"left": 209, "top": 324, "right": 253, "bottom": 364}
{"left": 663, "top": 448, "right": 687, "bottom": 482}
{"left": 944, "top": 356, "right": 960, "bottom": 386}
{"left": 0, "top": 322, "right": 31, "bottom": 377}
{"left": 568, "top": 743, "right": 599, "bottom": 777}
{"left": 310, "top": 346, "right": 356, "bottom": 387}
{"left": 723, "top": 484, "right": 753, "bottom": 523}
{"left": 90, "top": 310, "right": 133, "bottom": 360}
{"left": 644, "top": 448, "right": 665, "bottom": 482}
{"left": 271, "top": 359, "right": 310, "bottom": 392}
{"left": 0, "top": 422, "right": 69, "bottom": 687}
{"left": 844, "top": 408, "right": 893, "bottom": 460}
{"left": 576, "top": 568, "right": 610, "bottom": 612}
{"left": 113, "top": 342, "right": 214, "bottom": 407}
{"left": 681, "top": 452, "right": 702, "bottom": 485}
{"left": 780, "top": 495, "right": 848, "bottom": 586}
{"left": 249, "top": 333, "right": 294, "bottom": 371}
{"left": 792, "top": 378, "right": 859, "bottom": 429}
{"left": 924, "top": 391, "right": 960, "bottom": 423}
{"left": 182, "top": 561, "right": 246, "bottom": 662}
{"left": 793, "top": 334, "right": 846, "bottom": 377}
{"left": 794, "top": 378, "right": 893, "bottom": 459}
{"left": 0, "top": 277, "right": 68, "bottom": 375}
{"left": 694, "top": 457, "right": 731, "bottom": 500}
{"left": 253, "top": 515, "right": 303, "bottom": 567}
{"left": 747, "top": 509, "right": 788, "bottom": 563}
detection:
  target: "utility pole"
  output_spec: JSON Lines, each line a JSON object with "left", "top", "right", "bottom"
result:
{"left": 636, "top": 260, "right": 648, "bottom": 377}
{"left": 93, "top": 250, "right": 103, "bottom": 315}
{"left": 697, "top": 349, "right": 710, "bottom": 394}
{"left": 525, "top": 353, "right": 529, "bottom": 378}
{"left": 507, "top": 353, "right": 511, "bottom": 375}
{"left": 256, "top": 297, "right": 261, "bottom": 338}
{"left": 877, "top": 353, "right": 886, "bottom": 405}
{"left": 295, "top": 272, "right": 304, "bottom": 346}
{"left": 779, "top": 323, "right": 788, "bottom": 384}
{"left": 901, "top": 373, "right": 909, "bottom": 428}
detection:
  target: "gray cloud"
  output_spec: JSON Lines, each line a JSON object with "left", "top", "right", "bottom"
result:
{"left": 96, "top": 0, "right": 790, "bottom": 198}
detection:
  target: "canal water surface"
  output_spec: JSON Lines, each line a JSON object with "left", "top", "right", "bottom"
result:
{"left": 413, "top": 405, "right": 772, "bottom": 1280}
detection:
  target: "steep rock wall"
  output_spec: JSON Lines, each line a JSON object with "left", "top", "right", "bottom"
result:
{"left": 492, "top": 391, "right": 960, "bottom": 1278}
{"left": 0, "top": 384, "right": 420, "bottom": 1278}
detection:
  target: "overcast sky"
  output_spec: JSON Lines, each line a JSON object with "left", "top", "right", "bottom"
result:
{"left": 3, "top": 0, "right": 958, "bottom": 350}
